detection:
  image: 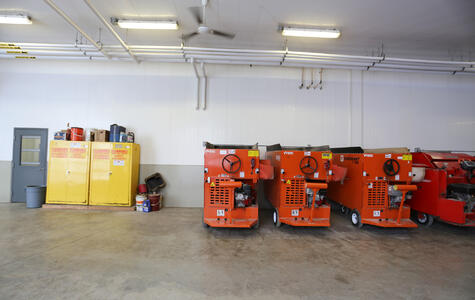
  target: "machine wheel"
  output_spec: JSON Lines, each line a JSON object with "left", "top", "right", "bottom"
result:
{"left": 351, "top": 210, "right": 363, "bottom": 228}
{"left": 415, "top": 212, "right": 434, "bottom": 227}
{"left": 252, "top": 219, "right": 260, "bottom": 229}
{"left": 340, "top": 205, "right": 349, "bottom": 215}
{"left": 273, "top": 209, "right": 281, "bottom": 227}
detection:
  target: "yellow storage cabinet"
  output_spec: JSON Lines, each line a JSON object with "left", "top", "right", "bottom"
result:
{"left": 46, "top": 141, "right": 91, "bottom": 205}
{"left": 89, "top": 142, "right": 140, "bottom": 206}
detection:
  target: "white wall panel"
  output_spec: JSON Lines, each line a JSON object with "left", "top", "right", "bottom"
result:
{"left": 0, "top": 59, "right": 474, "bottom": 167}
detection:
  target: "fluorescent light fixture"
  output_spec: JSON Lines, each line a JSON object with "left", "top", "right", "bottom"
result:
{"left": 116, "top": 19, "right": 178, "bottom": 30}
{"left": 282, "top": 27, "right": 340, "bottom": 38}
{"left": 0, "top": 14, "right": 32, "bottom": 25}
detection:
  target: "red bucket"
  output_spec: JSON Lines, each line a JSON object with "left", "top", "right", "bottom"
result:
{"left": 148, "top": 194, "right": 161, "bottom": 211}
{"left": 138, "top": 184, "right": 147, "bottom": 194}
{"left": 70, "top": 127, "right": 84, "bottom": 141}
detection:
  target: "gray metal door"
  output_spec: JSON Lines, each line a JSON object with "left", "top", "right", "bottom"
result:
{"left": 11, "top": 128, "right": 48, "bottom": 202}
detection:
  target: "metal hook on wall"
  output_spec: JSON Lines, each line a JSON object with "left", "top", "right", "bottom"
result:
{"left": 314, "top": 68, "right": 323, "bottom": 90}
{"left": 299, "top": 67, "right": 305, "bottom": 89}
{"left": 307, "top": 69, "right": 314, "bottom": 89}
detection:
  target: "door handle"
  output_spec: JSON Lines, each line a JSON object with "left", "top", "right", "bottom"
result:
{"left": 108, "top": 171, "right": 112, "bottom": 175}
{"left": 66, "top": 170, "right": 71, "bottom": 175}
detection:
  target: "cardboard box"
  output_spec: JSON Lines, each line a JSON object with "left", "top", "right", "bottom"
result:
{"left": 94, "top": 130, "right": 109, "bottom": 142}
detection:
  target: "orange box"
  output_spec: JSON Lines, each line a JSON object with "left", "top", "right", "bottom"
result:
{"left": 203, "top": 142, "right": 260, "bottom": 228}
{"left": 264, "top": 144, "right": 337, "bottom": 227}
{"left": 327, "top": 147, "right": 417, "bottom": 228}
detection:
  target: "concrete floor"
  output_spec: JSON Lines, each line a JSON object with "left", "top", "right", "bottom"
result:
{"left": 0, "top": 204, "right": 474, "bottom": 299}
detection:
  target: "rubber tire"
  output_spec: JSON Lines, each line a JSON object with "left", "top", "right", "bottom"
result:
{"left": 252, "top": 219, "right": 260, "bottom": 229}
{"left": 351, "top": 209, "right": 363, "bottom": 228}
{"left": 415, "top": 212, "right": 434, "bottom": 227}
{"left": 273, "top": 209, "right": 281, "bottom": 227}
{"left": 340, "top": 205, "right": 349, "bottom": 215}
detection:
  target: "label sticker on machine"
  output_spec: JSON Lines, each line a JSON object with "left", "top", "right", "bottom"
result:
{"left": 220, "top": 150, "right": 227, "bottom": 155}
{"left": 322, "top": 153, "right": 332, "bottom": 160}
{"left": 314, "top": 172, "right": 319, "bottom": 178}
{"left": 402, "top": 154, "right": 412, "bottom": 161}
{"left": 291, "top": 209, "right": 299, "bottom": 216}
{"left": 240, "top": 171, "right": 245, "bottom": 178}
{"left": 395, "top": 175, "right": 400, "bottom": 180}
{"left": 364, "top": 154, "right": 373, "bottom": 157}
{"left": 305, "top": 151, "right": 311, "bottom": 156}
{"left": 228, "top": 150, "right": 235, "bottom": 154}
{"left": 248, "top": 150, "right": 259, "bottom": 157}
{"left": 373, "top": 210, "right": 381, "bottom": 217}
{"left": 385, "top": 154, "right": 392, "bottom": 158}
{"left": 217, "top": 209, "right": 225, "bottom": 216}
{"left": 340, "top": 155, "right": 344, "bottom": 162}
{"left": 113, "top": 160, "right": 125, "bottom": 166}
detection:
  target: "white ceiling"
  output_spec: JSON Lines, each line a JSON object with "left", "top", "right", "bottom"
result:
{"left": 1, "top": 0, "right": 474, "bottom": 59}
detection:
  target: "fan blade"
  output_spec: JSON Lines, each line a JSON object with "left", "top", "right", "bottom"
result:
{"left": 209, "top": 29, "right": 235, "bottom": 39}
{"left": 188, "top": 6, "right": 203, "bottom": 24}
{"left": 183, "top": 32, "right": 199, "bottom": 40}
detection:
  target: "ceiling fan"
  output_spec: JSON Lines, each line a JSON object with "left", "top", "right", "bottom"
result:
{"left": 183, "top": 0, "right": 236, "bottom": 41}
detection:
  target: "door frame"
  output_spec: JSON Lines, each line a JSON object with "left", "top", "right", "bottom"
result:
{"left": 11, "top": 127, "right": 49, "bottom": 202}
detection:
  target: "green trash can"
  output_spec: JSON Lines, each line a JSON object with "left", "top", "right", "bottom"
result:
{"left": 26, "top": 186, "right": 46, "bottom": 208}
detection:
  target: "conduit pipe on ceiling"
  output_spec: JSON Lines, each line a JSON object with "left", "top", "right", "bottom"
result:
{"left": 83, "top": 0, "right": 139, "bottom": 63}
{"left": 3, "top": 41, "right": 475, "bottom": 75}
{"left": 200, "top": 62, "right": 208, "bottom": 110}
{"left": 43, "top": 0, "right": 110, "bottom": 59}
{"left": 191, "top": 58, "right": 201, "bottom": 110}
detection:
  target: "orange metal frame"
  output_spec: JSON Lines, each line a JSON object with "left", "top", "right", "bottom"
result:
{"left": 203, "top": 145, "right": 260, "bottom": 228}
{"left": 264, "top": 149, "right": 334, "bottom": 227}
{"left": 328, "top": 152, "right": 418, "bottom": 228}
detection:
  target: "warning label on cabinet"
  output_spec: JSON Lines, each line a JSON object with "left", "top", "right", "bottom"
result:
{"left": 112, "top": 149, "right": 128, "bottom": 160}
{"left": 93, "top": 149, "right": 110, "bottom": 160}
{"left": 51, "top": 148, "right": 68, "bottom": 158}
{"left": 69, "top": 148, "right": 86, "bottom": 159}
{"left": 113, "top": 160, "right": 125, "bottom": 166}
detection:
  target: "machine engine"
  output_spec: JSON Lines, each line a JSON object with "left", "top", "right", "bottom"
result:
{"left": 306, "top": 188, "right": 326, "bottom": 207}
{"left": 447, "top": 183, "right": 475, "bottom": 213}
{"left": 388, "top": 185, "right": 404, "bottom": 208}
{"left": 234, "top": 183, "right": 254, "bottom": 208}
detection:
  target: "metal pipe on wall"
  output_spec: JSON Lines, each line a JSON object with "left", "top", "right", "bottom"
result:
{"left": 83, "top": 0, "right": 139, "bottom": 63}
{"left": 191, "top": 58, "right": 201, "bottom": 110}
{"left": 200, "top": 62, "right": 207, "bottom": 110}
{"left": 2, "top": 41, "right": 475, "bottom": 75}
{"left": 43, "top": 0, "right": 110, "bottom": 59}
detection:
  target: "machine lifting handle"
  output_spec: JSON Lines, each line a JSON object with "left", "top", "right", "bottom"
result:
{"left": 395, "top": 184, "right": 417, "bottom": 223}
{"left": 305, "top": 182, "right": 328, "bottom": 190}
{"left": 394, "top": 185, "right": 417, "bottom": 192}
{"left": 219, "top": 181, "right": 243, "bottom": 188}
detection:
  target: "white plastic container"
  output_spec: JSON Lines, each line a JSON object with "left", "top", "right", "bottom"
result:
{"left": 136, "top": 194, "right": 146, "bottom": 212}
